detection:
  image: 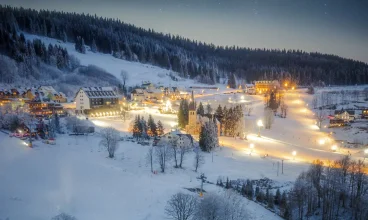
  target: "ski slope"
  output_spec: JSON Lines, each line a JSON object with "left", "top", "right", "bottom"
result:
{"left": 23, "top": 33, "right": 203, "bottom": 88}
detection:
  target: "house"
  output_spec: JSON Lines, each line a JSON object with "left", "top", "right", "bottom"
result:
{"left": 141, "top": 82, "right": 155, "bottom": 90}
{"left": 185, "top": 91, "right": 220, "bottom": 136}
{"left": 158, "top": 130, "right": 194, "bottom": 148}
{"left": 254, "top": 80, "right": 280, "bottom": 94}
{"left": 334, "top": 110, "right": 355, "bottom": 122}
{"left": 362, "top": 109, "right": 368, "bottom": 119}
{"left": 131, "top": 89, "right": 146, "bottom": 102}
{"left": 75, "top": 87, "right": 119, "bottom": 115}
{"left": 329, "top": 119, "right": 348, "bottom": 128}
{"left": 38, "top": 86, "right": 67, "bottom": 103}
{"left": 244, "top": 84, "right": 255, "bottom": 95}
{"left": 145, "top": 88, "right": 164, "bottom": 101}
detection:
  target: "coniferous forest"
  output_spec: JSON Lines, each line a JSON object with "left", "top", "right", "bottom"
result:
{"left": 1, "top": 5, "right": 368, "bottom": 85}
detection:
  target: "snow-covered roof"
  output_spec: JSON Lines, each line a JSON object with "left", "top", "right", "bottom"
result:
{"left": 132, "top": 89, "right": 145, "bottom": 94}
{"left": 38, "top": 86, "right": 57, "bottom": 95}
{"left": 245, "top": 84, "right": 254, "bottom": 87}
{"left": 81, "top": 87, "right": 118, "bottom": 99}
{"left": 147, "top": 89, "right": 163, "bottom": 94}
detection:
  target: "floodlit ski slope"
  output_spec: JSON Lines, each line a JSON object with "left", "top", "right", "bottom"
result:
{"left": 23, "top": 33, "right": 200, "bottom": 88}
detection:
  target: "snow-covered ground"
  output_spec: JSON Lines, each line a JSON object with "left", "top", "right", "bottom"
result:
{"left": 0, "top": 131, "right": 296, "bottom": 220}
{"left": 22, "top": 33, "right": 210, "bottom": 89}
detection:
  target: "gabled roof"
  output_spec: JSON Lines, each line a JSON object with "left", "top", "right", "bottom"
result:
{"left": 80, "top": 87, "right": 118, "bottom": 99}
{"left": 334, "top": 110, "right": 355, "bottom": 115}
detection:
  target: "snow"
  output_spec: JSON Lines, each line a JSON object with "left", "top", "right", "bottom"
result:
{"left": 22, "top": 33, "right": 206, "bottom": 89}
{"left": 0, "top": 131, "right": 291, "bottom": 220}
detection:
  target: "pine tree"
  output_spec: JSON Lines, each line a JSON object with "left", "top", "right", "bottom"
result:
{"left": 206, "top": 103, "right": 213, "bottom": 116}
{"left": 198, "top": 121, "right": 219, "bottom": 152}
{"left": 133, "top": 115, "right": 141, "bottom": 140}
{"left": 275, "top": 188, "right": 281, "bottom": 205}
{"left": 197, "top": 102, "right": 204, "bottom": 116}
{"left": 215, "top": 105, "right": 224, "bottom": 122}
{"left": 91, "top": 38, "right": 98, "bottom": 53}
{"left": 81, "top": 38, "right": 86, "bottom": 54}
{"left": 62, "top": 30, "right": 67, "bottom": 42}
{"left": 147, "top": 114, "right": 157, "bottom": 137}
{"left": 54, "top": 114, "right": 60, "bottom": 133}
{"left": 157, "top": 120, "right": 164, "bottom": 136}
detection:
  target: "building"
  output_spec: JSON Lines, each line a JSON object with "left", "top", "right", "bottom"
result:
{"left": 254, "top": 80, "right": 280, "bottom": 94}
{"left": 334, "top": 110, "right": 355, "bottom": 122}
{"left": 145, "top": 88, "right": 164, "bottom": 101}
{"left": 185, "top": 91, "right": 220, "bottom": 136}
{"left": 29, "top": 101, "right": 64, "bottom": 116}
{"left": 362, "top": 109, "right": 368, "bottom": 119}
{"left": 158, "top": 130, "right": 194, "bottom": 148}
{"left": 131, "top": 89, "right": 146, "bottom": 102}
{"left": 75, "top": 87, "right": 119, "bottom": 115}
{"left": 38, "top": 86, "right": 67, "bottom": 103}
{"left": 141, "top": 82, "right": 155, "bottom": 90}
{"left": 329, "top": 119, "right": 348, "bottom": 128}
{"left": 244, "top": 84, "right": 255, "bottom": 95}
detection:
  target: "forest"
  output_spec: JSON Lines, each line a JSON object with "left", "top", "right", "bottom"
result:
{"left": 1, "top": 5, "right": 367, "bottom": 86}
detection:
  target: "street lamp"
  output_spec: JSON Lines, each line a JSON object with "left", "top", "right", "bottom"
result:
{"left": 257, "top": 120, "right": 263, "bottom": 137}
{"left": 249, "top": 143, "right": 255, "bottom": 155}
{"left": 364, "top": 149, "right": 368, "bottom": 160}
{"left": 292, "top": 151, "right": 297, "bottom": 160}
{"left": 331, "top": 145, "right": 338, "bottom": 152}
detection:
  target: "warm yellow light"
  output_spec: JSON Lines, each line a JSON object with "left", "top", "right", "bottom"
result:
{"left": 250, "top": 143, "right": 254, "bottom": 149}
{"left": 257, "top": 120, "right": 263, "bottom": 127}
{"left": 284, "top": 83, "right": 288, "bottom": 87}
{"left": 331, "top": 145, "right": 338, "bottom": 151}
{"left": 319, "top": 139, "right": 326, "bottom": 145}
{"left": 292, "top": 151, "right": 297, "bottom": 156}
{"left": 364, "top": 149, "right": 368, "bottom": 154}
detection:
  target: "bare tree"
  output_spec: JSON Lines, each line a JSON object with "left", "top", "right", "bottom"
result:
{"left": 221, "top": 190, "right": 248, "bottom": 220}
{"left": 195, "top": 193, "right": 223, "bottom": 220}
{"left": 178, "top": 135, "right": 192, "bottom": 168}
{"left": 120, "top": 109, "right": 129, "bottom": 122}
{"left": 100, "top": 127, "right": 119, "bottom": 158}
{"left": 120, "top": 70, "right": 129, "bottom": 94}
{"left": 246, "top": 103, "right": 253, "bottom": 116}
{"left": 194, "top": 191, "right": 247, "bottom": 220}
{"left": 315, "top": 108, "right": 325, "bottom": 129}
{"left": 280, "top": 101, "right": 288, "bottom": 118}
{"left": 263, "top": 107, "right": 274, "bottom": 129}
{"left": 155, "top": 140, "right": 172, "bottom": 172}
{"left": 194, "top": 147, "right": 205, "bottom": 172}
{"left": 312, "top": 96, "right": 318, "bottom": 109}
{"left": 165, "top": 192, "right": 198, "bottom": 220}
{"left": 146, "top": 146, "right": 154, "bottom": 173}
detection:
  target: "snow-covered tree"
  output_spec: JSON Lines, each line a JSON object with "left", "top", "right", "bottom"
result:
{"left": 194, "top": 146, "right": 204, "bottom": 172}
{"left": 100, "top": 127, "right": 119, "bottom": 158}
{"left": 197, "top": 102, "right": 205, "bottom": 116}
{"left": 155, "top": 139, "right": 172, "bottom": 172}
{"left": 199, "top": 121, "right": 219, "bottom": 152}
{"left": 263, "top": 107, "right": 274, "bottom": 129}
{"left": 165, "top": 193, "right": 198, "bottom": 220}
{"left": 91, "top": 39, "right": 98, "bottom": 53}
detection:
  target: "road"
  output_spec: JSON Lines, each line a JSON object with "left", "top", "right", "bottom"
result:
{"left": 197, "top": 89, "right": 364, "bottom": 165}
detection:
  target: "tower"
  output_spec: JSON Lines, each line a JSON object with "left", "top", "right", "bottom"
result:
{"left": 187, "top": 91, "right": 197, "bottom": 134}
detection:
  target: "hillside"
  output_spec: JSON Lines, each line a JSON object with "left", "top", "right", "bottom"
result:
{"left": 1, "top": 5, "right": 368, "bottom": 86}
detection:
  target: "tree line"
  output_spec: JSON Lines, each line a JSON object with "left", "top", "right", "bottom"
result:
{"left": 1, "top": 5, "right": 367, "bottom": 85}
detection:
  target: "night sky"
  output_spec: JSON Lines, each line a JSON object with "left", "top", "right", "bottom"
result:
{"left": 1, "top": 0, "right": 367, "bottom": 63}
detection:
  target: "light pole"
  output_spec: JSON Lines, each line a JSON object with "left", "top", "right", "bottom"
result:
{"left": 292, "top": 151, "right": 297, "bottom": 160}
{"left": 249, "top": 143, "right": 254, "bottom": 155}
{"left": 257, "top": 120, "right": 263, "bottom": 137}
{"left": 364, "top": 149, "right": 368, "bottom": 161}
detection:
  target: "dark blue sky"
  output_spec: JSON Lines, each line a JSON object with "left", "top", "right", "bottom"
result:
{"left": 2, "top": 0, "right": 368, "bottom": 63}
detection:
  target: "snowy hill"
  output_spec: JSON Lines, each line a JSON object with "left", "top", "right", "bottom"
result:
{"left": 23, "top": 33, "right": 200, "bottom": 88}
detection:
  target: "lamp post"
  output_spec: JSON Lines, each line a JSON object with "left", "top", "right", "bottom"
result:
{"left": 257, "top": 120, "right": 263, "bottom": 137}
{"left": 249, "top": 143, "right": 254, "bottom": 155}
{"left": 364, "top": 149, "right": 368, "bottom": 161}
{"left": 292, "top": 151, "right": 297, "bottom": 160}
